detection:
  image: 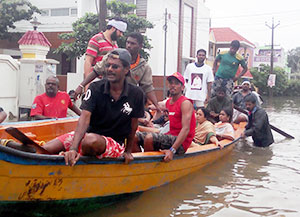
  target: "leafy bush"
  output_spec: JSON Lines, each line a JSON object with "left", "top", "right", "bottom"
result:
{"left": 250, "top": 64, "right": 289, "bottom": 96}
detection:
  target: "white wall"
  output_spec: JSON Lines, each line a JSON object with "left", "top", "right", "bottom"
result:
{"left": 146, "top": 0, "right": 179, "bottom": 76}
{"left": 0, "top": 55, "right": 20, "bottom": 120}
{"left": 196, "top": 1, "right": 210, "bottom": 54}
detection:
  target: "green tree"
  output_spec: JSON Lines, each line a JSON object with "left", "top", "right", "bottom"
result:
{"left": 55, "top": 0, "right": 153, "bottom": 60}
{"left": 250, "top": 64, "right": 288, "bottom": 96}
{"left": 0, "top": 0, "right": 40, "bottom": 40}
{"left": 287, "top": 47, "right": 300, "bottom": 74}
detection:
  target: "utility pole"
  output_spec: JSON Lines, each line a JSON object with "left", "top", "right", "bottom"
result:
{"left": 265, "top": 17, "right": 280, "bottom": 97}
{"left": 163, "top": 8, "right": 168, "bottom": 98}
{"left": 98, "top": 0, "right": 107, "bottom": 31}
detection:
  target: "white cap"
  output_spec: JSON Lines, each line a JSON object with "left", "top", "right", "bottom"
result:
{"left": 107, "top": 19, "right": 127, "bottom": 32}
{"left": 242, "top": 80, "right": 251, "bottom": 85}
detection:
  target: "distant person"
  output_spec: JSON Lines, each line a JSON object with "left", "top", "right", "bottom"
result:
{"left": 193, "top": 107, "right": 220, "bottom": 147}
{"left": 242, "top": 94, "right": 274, "bottom": 147}
{"left": 84, "top": 18, "right": 127, "bottom": 81}
{"left": 212, "top": 40, "right": 248, "bottom": 96}
{"left": 184, "top": 49, "right": 214, "bottom": 108}
{"left": 232, "top": 80, "right": 259, "bottom": 123}
{"left": 30, "top": 76, "right": 81, "bottom": 120}
{"left": 206, "top": 86, "right": 232, "bottom": 123}
{"left": 135, "top": 72, "right": 196, "bottom": 162}
{"left": 62, "top": 49, "right": 145, "bottom": 166}
{"left": 215, "top": 107, "right": 235, "bottom": 141}
{"left": 0, "top": 107, "right": 7, "bottom": 123}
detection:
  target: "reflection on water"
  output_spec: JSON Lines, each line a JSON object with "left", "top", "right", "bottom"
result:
{"left": 80, "top": 97, "right": 300, "bottom": 217}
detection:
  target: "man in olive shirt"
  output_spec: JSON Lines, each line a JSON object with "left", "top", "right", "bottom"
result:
{"left": 212, "top": 40, "right": 248, "bottom": 96}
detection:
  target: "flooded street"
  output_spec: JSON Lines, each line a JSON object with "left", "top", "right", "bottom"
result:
{"left": 81, "top": 97, "right": 300, "bottom": 217}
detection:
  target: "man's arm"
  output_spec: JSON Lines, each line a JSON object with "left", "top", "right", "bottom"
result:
{"left": 124, "top": 118, "right": 138, "bottom": 164}
{"left": 212, "top": 58, "right": 219, "bottom": 75}
{"left": 146, "top": 91, "right": 161, "bottom": 111}
{"left": 162, "top": 100, "right": 193, "bottom": 162}
{"left": 244, "top": 110, "right": 267, "bottom": 137}
{"left": 63, "top": 110, "right": 91, "bottom": 166}
{"left": 234, "top": 65, "right": 248, "bottom": 82}
{"left": 84, "top": 55, "right": 94, "bottom": 79}
{"left": 32, "top": 115, "right": 52, "bottom": 120}
{"left": 205, "top": 82, "right": 213, "bottom": 104}
{"left": 74, "top": 70, "right": 99, "bottom": 99}
{"left": 69, "top": 104, "right": 81, "bottom": 116}
{"left": 0, "top": 111, "right": 7, "bottom": 123}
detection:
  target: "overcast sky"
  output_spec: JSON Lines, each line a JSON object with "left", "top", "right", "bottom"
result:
{"left": 206, "top": 0, "right": 300, "bottom": 51}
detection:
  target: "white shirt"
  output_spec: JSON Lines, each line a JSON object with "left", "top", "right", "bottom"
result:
{"left": 184, "top": 63, "right": 214, "bottom": 101}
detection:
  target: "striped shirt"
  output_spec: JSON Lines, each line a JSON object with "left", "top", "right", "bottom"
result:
{"left": 86, "top": 32, "right": 118, "bottom": 65}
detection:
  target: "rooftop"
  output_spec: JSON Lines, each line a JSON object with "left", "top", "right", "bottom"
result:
{"left": 210, "top": 27, "right": 255, "bottom": 48}
{"left": 18, "top": 30, "right": 52, "bottom": 47}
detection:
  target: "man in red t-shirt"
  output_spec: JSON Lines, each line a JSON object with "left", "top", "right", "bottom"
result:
{"left": 84, "top": 19, "right": 127, "bottom": 80}
{"left": 30, "top": 76, "right": 81, "bottom": 120}
{"left": 135, "top": 72, "right": 196, "bottom": 162}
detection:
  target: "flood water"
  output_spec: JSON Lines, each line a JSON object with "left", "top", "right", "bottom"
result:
{"left": 80, "top": 96, "right": 300, "bottom": 217}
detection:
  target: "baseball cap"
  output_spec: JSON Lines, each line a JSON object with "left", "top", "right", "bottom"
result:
{"left": 167, "top": 72, "right": 185, "bottom": 85}
{"left": 242, "top": 80, "right": 251, "bottom": 85}
{"left": 110, "top": 48, "right": 132, "bottom": 66}
{"left": 107, "top": 19, "right": 127, "bottom": 32}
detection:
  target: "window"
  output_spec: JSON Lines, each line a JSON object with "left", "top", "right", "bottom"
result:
{"left": 41, "top": 9, "right": 50, "bottom": 16}
{"left": 51, "top": 8, "right": 69, "bottom": 16}
{"left": 70, "top": 8, "right": 77, "bottom": 16}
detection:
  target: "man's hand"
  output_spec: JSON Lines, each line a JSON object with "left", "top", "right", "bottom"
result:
{"left": 123, "top": 152, "right": 134, "bottom": 164}
{"left": 61, "top": 150, "right": 80, "bottom": 166}
{"left": 241, "top": 132, "right": 246, "bottom": 139}
{"left": 210, "top": 111, "right": 219, "bottom": 118}
{"left": 216, "top": 141, "right": 224, "bottom": 149}
{"left": 204, "top": 95, "right": 210, "bottom": 105}
{"left": 160, "top": 149, "right": 174, "bottom": 162}
{"left": 74, "top": 85, "right": 84, "bottom": 100}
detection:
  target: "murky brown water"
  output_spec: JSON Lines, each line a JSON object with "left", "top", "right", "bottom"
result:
{"left": 80, "top": 97, "right": 300, "bottom": 217}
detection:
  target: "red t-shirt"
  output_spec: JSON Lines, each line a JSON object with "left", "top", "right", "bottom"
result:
{"left": 166, "top": 95, "right": 196, "bottom": 151}
{"left": 86, "top": 32, "right": 118, "bottom": 65}
{"left": 30, "top": 92, "right": 73, "bottom": 118}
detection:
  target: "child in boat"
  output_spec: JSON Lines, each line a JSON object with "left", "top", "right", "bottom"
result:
{"left": 215, "top": 107, "right": 235, "bottom": 141}
{"left": 193, "top": 107, "right": 223, "bottom": 149}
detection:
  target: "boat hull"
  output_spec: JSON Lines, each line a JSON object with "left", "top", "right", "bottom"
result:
{"left": 0, "top": 119, "right": 244, "bottom": 215}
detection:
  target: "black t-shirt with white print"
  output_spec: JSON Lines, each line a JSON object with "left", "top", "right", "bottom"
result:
{"left": 80, "top": 79, "right": 144, "bottom": 144}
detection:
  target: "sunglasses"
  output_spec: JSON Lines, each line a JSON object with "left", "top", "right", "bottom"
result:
{"left": 105, "top": 63, "right": 121, "bottom": 69}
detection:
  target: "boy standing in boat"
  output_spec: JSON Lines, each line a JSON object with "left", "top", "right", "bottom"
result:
{"left": 135, "top": 72, "right": 196, "bottom": 162}
{"left": 242, "top": 94, "right": 274, "bottom": 147}
{"left": 63, "top": 49, "right": 145, "bottom": 166}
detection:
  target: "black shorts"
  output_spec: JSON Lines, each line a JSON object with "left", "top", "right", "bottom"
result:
{"left": 136, "top": 132, "right": 185, "bottom": 154}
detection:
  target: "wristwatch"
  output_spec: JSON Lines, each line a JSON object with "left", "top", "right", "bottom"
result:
{"left": 170, "top": 147, "right": 176, "bottom": 154}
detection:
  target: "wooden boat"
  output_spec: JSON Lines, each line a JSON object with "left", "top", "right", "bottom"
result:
{"left": 0, "top": 118, "right": 245, "bottom": 216}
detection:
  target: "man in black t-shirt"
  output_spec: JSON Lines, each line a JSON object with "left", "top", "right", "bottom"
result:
{"left": 63, "top": 49, "right": 145, "bottom": 166}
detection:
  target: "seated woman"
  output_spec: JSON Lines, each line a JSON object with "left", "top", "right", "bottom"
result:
{"left": 215, "top": 107, "right": 235, "bottom": 141}
{"left": 193, "top": 107, "right": 223, "bottom": 149}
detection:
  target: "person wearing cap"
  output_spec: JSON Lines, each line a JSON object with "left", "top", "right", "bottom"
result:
{"left": 184, "top": 49, "right": 214, "bottom": 108}
{"left": 84, "top": 18, "right": 127, "bottom": 81}
{"left": 62, "top": 48, "right": 145, "bottom": 166}
{"left": 135, "top": 72, "right": 196, "bottom": 162}
{"left": 232, "top": 80, "right": 259, "bottom": 123}
{"left": 212, "top": 40, "right": 248, "bottom": 96}
{"left": 76, "top": 32, "right": 161, "bottom": 112}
